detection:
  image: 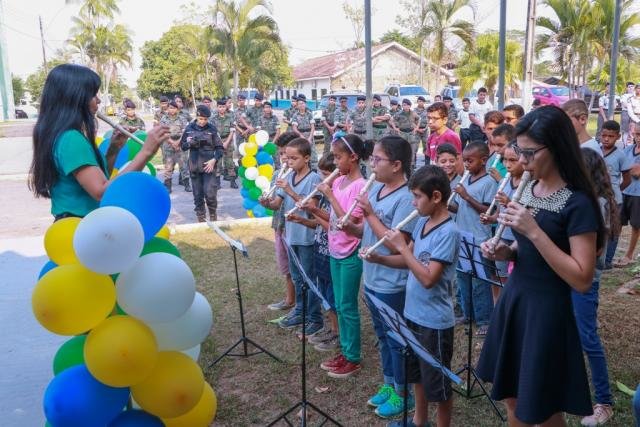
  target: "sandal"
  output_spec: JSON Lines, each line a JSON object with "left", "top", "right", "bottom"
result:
{"left": 613, "top": 257, "right": 632, "bottom": 267}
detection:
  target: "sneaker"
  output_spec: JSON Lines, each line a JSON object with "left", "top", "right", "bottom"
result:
{"left": 387, "top": 420, "right": 431, "bottom": 427}
{"left": 314, "top": 334, "right": 339, "bottom": 352}
{"left": 278, "top": 314, "right": 303, "bottom": 330}
{"left": 296, "top": 322, "right": 323, "bottom": 339}
{"left": 327, "top": 360, "right": 361, "bottom": 378}
{"left": 308, "top": 327, "right": 333, "bottom": 344}
{"left": 367, "top": 384, "right": 394, "bottom": 407}
{"left": 475, "top": 325, "right": 489, "bottom": 336}
{"left": 581, "top": 404, "right": 613, "bottom": 426}
{"left": 268, "top": 315, "right": 286, "bottom": 324}
{"left": 268, "top": 300, "right": 295, "bottom": 311}
{"left": 375, "top": 392, "right": 415, "bottom": 419}
{"left": 320, "top": 354, "right": 346, "bottom": 371}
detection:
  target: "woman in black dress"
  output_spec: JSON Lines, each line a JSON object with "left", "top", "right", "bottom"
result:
{"left": 479, "top": 106, "right": 605, "bottom": 426}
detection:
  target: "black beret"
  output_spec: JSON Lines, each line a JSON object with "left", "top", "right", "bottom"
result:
{"left": 292, "top": 95, "right": 298, "bottom": 101}
{"left": 402, "top": 98, "right": 411, "bottom": 105}
{"left": 339, "top": 96, "right": 348, "bottom": 101}
{"left": 238, "top": 94, "right": 247, "bottom": 100}
{"left": 390, "top": 99, "right": 398, "bottom": 105}
{"left": 373, "top": 94, "right": 381, "bottom": 101}
{"left": 196, "top": 105, "right": 211, "bottom": 118}
{"left": 329, "top": 95, "right": 337, "bottom": 100}
{"left": 356, "top": 95, "right": 366, "bottom": 101}
{"left": 123, "top": 99, "right": 136, "bottom": 109}
{"left": 216, "top": 98, "right": 226, "bottom": 105}
{"left": 443, "top": 95, "right": 453, "bottom": 101}
{"left": 417, "top": 96, "right": 426, "bottom": 102}
{"left": 298, "top": 94, "right": 307, "bottom": 101}
{"left": 168, "top": 100, "right": 179, "bottom": 108}
{"left": 202, "top": 95, "right": 212, "bottom": 102}
{"left": 254, "top": 93, "right": 264, "bottom": 100}
{"left": 159, "top": 96, "right": 169, "bottom": 102}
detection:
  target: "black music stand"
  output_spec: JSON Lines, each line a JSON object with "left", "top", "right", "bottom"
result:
{"left": 454, "top": 233, "right": 506, "bottom": 421}
{"left": 207, "top": 222, "right": 281, "bottom": 366}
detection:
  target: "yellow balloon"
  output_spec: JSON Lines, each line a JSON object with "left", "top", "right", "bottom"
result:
{"left": 245, "top": 142, "right": 258, "bottom": 156}
{"left": 110, "top": 168, "right": 119, "bottom": 178}
{"left": 32, "top": 264, "right": 115, "bottom": 335}
{"left": 155, "top": 225, "right": 171, "bottom": 239}
{"left": 241, "top": 155, "right": 257, "bottom": 168}
{"left": 84, "top": 315, "right": 158, "bottom": 387}
{"left": 162, "top": 382, "right": 217, "bottom": 427}
{"left": 95, "top": 135, "right": 104, "bottom": 146}
{"left": 131, "top": 352, "right": 205, "bottom": 418}
{"left": 248, "top": 133, "right": 257, "bottom": 144}
{"left": 257, "top": 164, "right": 274, "bottom": 179}
{"left": 44, "top": 217, "right": 81, "bottom": 265}
{"left": 246, "top": 209, "right": 254, "bottom": 218}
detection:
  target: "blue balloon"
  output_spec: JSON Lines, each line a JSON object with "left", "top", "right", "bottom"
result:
{"left": 108, "top": 410, "right": 163, "bottom": 427}
{"left": 243, "top": 197, "right": 258, "bottom": 210}
{"left": 38, "top": 260, "right": 58, "bottom": 279}
{"left": 100, "top": 172, "right": 170, "bottom": 241}
{"left": 113, "top": 145, "right": 130, "bottom": 169}
{"left": 99, "top": 138, "right": 111, "bottom": 156}
{"left": 240, "top": 188, "right": 250, "bottom": 199}
{"left": 253, "top": 204, "right": 266, "bottom": 218}
{"left": 44, "top": 365, "right": 130, "bottom": 427}
{"left": 103, "top": 130, "right": 114, "bottom": 140}
{"left": 256, "top": 151, "right": 274, "bottom": 165}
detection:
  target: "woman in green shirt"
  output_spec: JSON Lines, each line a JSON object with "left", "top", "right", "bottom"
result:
{"left": 29, "top": 64, "right": 169, "bottom": 219}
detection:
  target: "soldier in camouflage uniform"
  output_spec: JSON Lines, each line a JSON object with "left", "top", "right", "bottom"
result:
{"left": 234, "top": 94, "right": 250, "bottom": 146}
{"left": 386, "top": 99, "right": 400, "bottom": 136}
{"left": 211, "top": 98, "right": 237, "bottom": 188}
{"left": 320, "top": 94, "right": 337, "bottom": 155}
{"left": 283, "top": 95, "right": 298, "bottom": 131}
{"left": 174, "top": 95, "right": 192, "bottom": 122}
{"left": 256, "top": 101, "right": 282, "bottom": 167}
{"left": 174, "top": 95, "right": 192, "bottom": 186}
{"left": 334, "top": 96, "right": 350, "bottom": 133}
{"left": 245, "top": 93, "right": 265, "bottom": 131}
{"left": 443, "top": 95, "right": 458, "bottom": 130}
{"left": 349, "top": 95, "right": 367, "bottom": 136}
{"left": 414, "top": 96, "right": 429, "bottom": 162}
{"left": 291, "top": 94, "right": 318, "bottom": 169}
{"left": 371, "top": 94, "right": 391, "bottom": 140}
{"left": 160, "top": 101, "right": 191, "bottom": 192}
{"left": 391, "top": 98, "right": 420, "bottom": 170}
{"left": 154, "top": 95, "right": 169, "bottom": 125}
{"left": 119, "top": 99, "right": 146, "bottom": 132}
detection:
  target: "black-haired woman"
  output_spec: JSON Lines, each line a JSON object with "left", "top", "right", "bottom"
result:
{"left": 480, "top": 106, "right": 604, "bottom": 426}
{"left": 29, "top": 64, "right": 169, "bottom": 220}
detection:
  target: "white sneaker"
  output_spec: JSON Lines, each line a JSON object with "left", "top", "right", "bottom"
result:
{"left": 581, "top": 404, "right": 613, "bottom": 426}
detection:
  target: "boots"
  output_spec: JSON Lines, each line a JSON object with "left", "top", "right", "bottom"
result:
{"left": 230, "top": 177, "right": 238, "bottom": 189}
{"left": 164, "top": 179, "right": 172, "bottom": 194}
{"left": 196, "top": 214, "right": 206, "bottom": 223}
{"left": 215, "top": 175, "right": 221, "bottom": 187}
{"left": 184, "top": 178, "right": 192, "bottom": 192}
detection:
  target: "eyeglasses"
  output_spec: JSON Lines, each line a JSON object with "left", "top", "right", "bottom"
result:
{"left": 370, "top": 155, "right": 392, "bottom": 165}
{"left": 513, "top": 144, "right": 547, "bottom": 160}
{"left": 427, "top": 115, "right": 444, "bottom": 122}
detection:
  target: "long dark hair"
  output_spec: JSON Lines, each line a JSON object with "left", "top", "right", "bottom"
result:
{"left": 515, "top": 105, "right": 606, "bottom": 249}
{"left": 29, "top": 64, "right": 102, "bottom": 198}
{"left": 377, "top": 135, "right": 413, "bottom": 179}
{"left": 581, "top": 147, "right": 620, "bottom": 238}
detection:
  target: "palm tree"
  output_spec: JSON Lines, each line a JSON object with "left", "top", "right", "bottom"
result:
{"left": 207, "top": 0, "right": 281, "bottom": 100}
{"left": 65, "top": 0, "right": 119, "bottom": 25}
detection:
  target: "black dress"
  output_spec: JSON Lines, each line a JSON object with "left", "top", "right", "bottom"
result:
{"left": 477, "top": 182, "right": 595, "bottom": 424}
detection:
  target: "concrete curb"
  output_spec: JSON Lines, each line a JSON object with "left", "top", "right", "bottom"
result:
{"left": 171, "top": 217, "right": 271, "bottom": 233}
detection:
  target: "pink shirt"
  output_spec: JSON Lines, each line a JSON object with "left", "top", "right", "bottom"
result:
{"left": 328, "top": 175, "right": 365, "bottom": 259}
{"left": 427, "top": 128, "right": 462, "bottom": 160}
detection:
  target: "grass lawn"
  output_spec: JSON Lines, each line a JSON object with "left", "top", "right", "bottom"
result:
{"left": 172, "top": 223, "right": 639, "bottom": 426}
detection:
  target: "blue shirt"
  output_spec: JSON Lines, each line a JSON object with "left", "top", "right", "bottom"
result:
{"left": 622, "top": 145, "right": 640, "bottom": 197}
{"left": 277, "top": 170, "right": 321, "bottom": 246}
{"left": 362, "top": 183, "right": 418, "bottom": 294}
{"left": 453, "top": 173, "right": 498, "bottom": 241}
{"left": 604, "top": 147, "right": 633, "bottom": 204}
{"left": 404, "top": 217, "right": 459, "bottom": 329}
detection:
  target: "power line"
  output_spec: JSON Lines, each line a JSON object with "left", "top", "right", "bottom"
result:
{"left": 1, "top": 23, "right": 66, "bottom": 42}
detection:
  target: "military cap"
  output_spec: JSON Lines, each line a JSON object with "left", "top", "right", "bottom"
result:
{"left": 216, "top": 98, "right": 226, "bottom": 105}
{"left": 339, "top": 96, "right": 348, "bottom": 101}
{"left": 196, "top": 105, "right": 211, "bottom": 118}
{"left": 254, "top": 93, "right": 264, "bottom": 101}
{"left": 159, "top": 95, "right": 169, "bottom": 103}
{"left": 443, "top": 95, "right": 453, "bottom": 101}
{"left": 390, "top": 99, "right": 398, "bottom": 105}
{"left": 292, "top": 95, "right": 298, "bottom": 101}
{"left": 329, "top": 95, "right": 337, "bottom": 100}
{"left": 202, "top": 95, "right": 212, "bottom": 102}
{"left": 238, "top": 94, "right": 247, "bottom": 100}
{"left": 402, "top": 98, "right": 411, "bottom": 106}
{"left": 123, "top": 99, "right": 136, "bottom": 109}
{"left": 373, "top": 94, "right": 381, "bottom": 101}
{"left": 356, "top": 95, "right": 366, "bottom": 101}
{"left": 263, "top": 101, "right": 272, "bottom": 107}
{"left": 168, "top": 100, "right": 179, "bottom": 108}
{"left": 417, "top": 96, "right": 426, "bottom": 102}
{"left": 298, "top": 94, "right": 307, "bottom": 101}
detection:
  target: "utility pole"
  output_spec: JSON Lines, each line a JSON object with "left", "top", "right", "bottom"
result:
{"left": 0, "top": 0, "right": 16, "bottom": 120}
{"left": 364, "top": 0, "right": 372, "bottom": 139}
{"left": 522, "top": 0, "right": 536, "bottom": 112}
{"left": 607, "top": 0, "right": 622, "bottom": 120}
{"left": 496, "top": 0, "right": 507, "bottom": 110}
{"left": 39, "top": 15, "right": 48, "bottom": 74}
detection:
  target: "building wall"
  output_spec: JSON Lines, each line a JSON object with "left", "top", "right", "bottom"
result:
{"left": 287, "top": 78, "right": 331, "bottom": 101}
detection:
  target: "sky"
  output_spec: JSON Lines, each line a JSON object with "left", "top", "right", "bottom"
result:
{"left": 2, "top": 0, "right": 533, "bottom": 86}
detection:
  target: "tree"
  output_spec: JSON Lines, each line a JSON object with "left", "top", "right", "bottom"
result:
{"left": 342, "top": 1, "right": 366, "bottom": 49}
{"left": 456, "top": 32, "right": 523, "bottom": 104}
{"left": 12, "top": 75, "right": 25, "bottom": 103}
{"left": 24, "top": 57, "right": 68, "bottom": 103}
{"left": 378, "top": 30, "right": 420, "bottom": 53}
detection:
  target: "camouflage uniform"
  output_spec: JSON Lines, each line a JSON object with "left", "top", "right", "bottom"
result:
{"left": 159, "top": 113, "right": 190, "bottom": 190}
{"left": 291, "top": 108, "right": 318, "bottom": 169}
{"left": 333, "top": 106, "right": 350, "bottom": 132}
{"left": 211, "top": 111, "right": 236, "bottom": 179}
{"left": 392, "top": 110, "right": 420, "bottom": 169}
{"left": 321, "top": 104, "right": 337, "bottom": 155}
{"left": 386, "top": 106, "right": 401, "bottom": 136}
{"left": 349, "top": 107, "right": 367, "bottom": 136}
{"left": 153, "top": 108, "right": 167, "bottom": 124}
{"left": 414, "top": 105, "right": 429, "bottom": 156}
{"left": 256, "top": 113, "right": 281, "bottom": 140}
{"left": 119, "top": 115, "right": 146, "bottom": 131}
{"left": 245, "top": 105, "right": 264, "bottom": 129}
{"left": 234, "top": 105, "right": 249, "bottom": 146}
{"left": 371, "top": 105, "right": 390, "bottom": 140}
{"left": 446, "top": 104, "right": 459, "bottom": 130}
{"left": 179, "top": 109, "right": 193, "bottom": 122}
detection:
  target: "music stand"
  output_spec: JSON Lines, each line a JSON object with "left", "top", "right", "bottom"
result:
{"left": 454, "top": 232, "right": 505, "bottom": 421}
{"left": 364, "top": 291, "right": 463, "bottom": 427}
{"left": 207, "top": 222, "right": 281, "bottom": 366}
{"left": 268, "top": 241, "right": 341, "bottom": 427}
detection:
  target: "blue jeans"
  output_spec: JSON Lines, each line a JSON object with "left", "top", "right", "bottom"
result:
{"left": 634, "top": 384, "right": 640, "bottom": 425}
{"left": 605, "top": 203, "right": 623, "bottom": 266}
{"left": 288, "top": 244, "right": 323, "bottom": 325}
{"left": 571, "top": 280, "right": 613, "bottom": 406}
{"left": 365, "top": 288, "right": 407, "bottom": 392}
{"left": 457, "top": 270, "right": 493, "bottom": 326}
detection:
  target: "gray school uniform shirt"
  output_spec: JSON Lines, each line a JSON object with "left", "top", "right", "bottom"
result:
{"left": 622, "top": 145, "right": 640, "bottom": 197}
{"left": 604, "top": 147, "right": 633, "bottom": 204}
{"left": 453, "top": 173, "right": 498, "bottom": 242}
{"left": 581, "top": 138, "right": 603, "bottom": 156}
{"left": 404, "top": 216, "right": 460, "bottom": 329}
{"left": 362, "top": 183, "right": 418, "bottom": 294}
{"left": 276, "top": 170, "right": 321, "bottom": 246}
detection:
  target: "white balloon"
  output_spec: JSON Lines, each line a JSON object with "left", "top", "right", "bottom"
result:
{"left": 117, "top": 252, "right": 195, "bottom": 323}
{"left": 118, "top": 161, "right": 152, "bottom": 175}
{"left": 148, "top": 292, "right": 213, "bottom": 351}
{"left": 73, "top": 206, "right": 144, "bottom": 274}
{"left": 244, "top": 166, "right": 259, "bottom": 181}
{"left": 238, "top": 142, "right": 247, "bottom": 157}
{"left": 255, "top": 175, "right": 270, "bottom": 191}
{"left": 182, "top": 344, "right": 201, "bottom": 362}
{"left": 255, "top": 130, "right": 269, "bottom": 147}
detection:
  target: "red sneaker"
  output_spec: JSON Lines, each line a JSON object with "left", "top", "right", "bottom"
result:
{"left": 320, "top": 354, "right": 346, "bottom": 371}
{"left": 327, "top": 360, "right": 361, "bottom": 378}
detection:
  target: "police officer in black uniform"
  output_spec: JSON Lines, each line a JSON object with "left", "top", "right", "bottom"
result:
{"left": 181, "top": 105, "right": 224, "bottom": 222}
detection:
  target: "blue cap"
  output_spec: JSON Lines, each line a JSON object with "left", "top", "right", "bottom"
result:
{"left": 254, "top": 93, "right": 264, "bottom": 101}
{"left": 402, "top": 98, "right": 411, "bottom": 106}
{"left": 238, "top": 94, "right": 247, "bottom": 100}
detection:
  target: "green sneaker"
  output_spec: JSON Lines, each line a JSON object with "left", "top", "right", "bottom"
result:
{"left": 375, "top": 392, "right": 415, "bottom": 419}
{"left": 367, "top": 384, "right": 394, "bottom": 407}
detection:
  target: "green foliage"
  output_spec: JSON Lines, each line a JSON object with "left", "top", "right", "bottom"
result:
{"left": 24, "top": 58, "right": 67, "bottom": 103}
{"left": 12, "top": 75, "right": 25, "bottom": 103}
{"left": 378, "top": 30, "right": 420, "bottom": 53}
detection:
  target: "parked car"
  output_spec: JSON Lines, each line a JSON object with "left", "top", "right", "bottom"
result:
{"left": 384, "top": 84, "right": 431, "bottom": 106}
{"left": 311, "top": 91, "right": 391, "bottom": 139}
{"left": 14, "top": 100, "right": 38, "bottom": 118}
{"left": 441, "top": 85, "right": 478, "bottom": 110}
{"left": 532, "top": 85, "right": 570, "bottom": 107}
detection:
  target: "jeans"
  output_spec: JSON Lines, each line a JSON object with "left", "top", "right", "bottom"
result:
{"left": 572, "top": 280, "right": 613, "bottom": 406}
{"left": 365, "top": 288, "right": 407, "bottom": 392}
{"left": 288, "top": 244, "right": 323, "bottom": 325}
{"left": 190, "top": 171, "right": 218, "bottom": 219}
{"left": 457, "top": 270, "right": 493, "bottom": 326}
{"left": 605, "top": 204, "right": 623, "bottom": 266}
{"left": 634, "top": 383, "right": 640, "bottom": 425}
{"left": 330, "top": 252, "right": 363, "bottom": 363}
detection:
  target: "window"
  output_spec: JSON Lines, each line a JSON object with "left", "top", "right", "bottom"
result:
{"left": 321, "top": 88, "right": 327, "bottom": 96}
{"left": 286, "top": 90, "right": 290, "bottom": 99}
{"left": 311, "top": 89, "right": 317, "bottom": 100}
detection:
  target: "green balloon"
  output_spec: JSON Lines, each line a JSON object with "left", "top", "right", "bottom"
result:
{"left": 134, "top": 130, "right": 148, "bottom": 142}
{"left": 265, "top": 209, "right": 274, "bottom": 216}
{"left": 249, "top": 187, "right": 262, "bottom": 201}
{"left": 140, "top": 237, "right": 181, "bottom": 258}
{"left": 238, "top": 166, "right": 247, "bottom": 178}
{"left": 125, "top": 139, "right": 142, "bottom": 161}
{"left": 146, "top": 162, "right": 157, "bottom": 176}
{"left": 263, "top": 142, "right": 277, "bottom": 155}
{"left": 53, "top": 335, "right": 86, "bottom": 375}
{"left": 242, "top": 177, "right": 256, "bottom": 190}
{"left": 115, "top": 303, "right": 127, "bottom": 315}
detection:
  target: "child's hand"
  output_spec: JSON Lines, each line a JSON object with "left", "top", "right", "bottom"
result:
{"left": 258, "top": 196, "right": 270, "bottom": 207}
{"left": 489, "top": 168, "right": 502, "bottom": 182}
{"left": 495, "top": 191, "right": 510, "bottom": 206}
{"left": 481, "top": 239, "right": 513, "bottom": 261}
{"left": 287, "top": 213, "right": 304, "bottom": 224}
{"left": 359, "top": 247, "right": 380, "bottom": 262}
{"left": 356, "top": 194, "right": 373, "bottom": 217}
{"left": 297, "top": 199, "right": 315, "bottom": 212}
{"left": 479, "top": 211, "right": 498, "bottom": 225}
{"left": 276, "top": 178, "right": 291, "bottom": 193}
{"left": 316, "top": 182, "right": 332, "bottom": 197}
{"left": 454, "top": 184, "right": 469, "bottom": 200}
{"left": 385, "top": 229, "right": 407, "bottom": 252}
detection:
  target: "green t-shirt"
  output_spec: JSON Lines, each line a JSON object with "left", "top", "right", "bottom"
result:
{"left": 51, "top": 130, "right": 107, "bottom": 217}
